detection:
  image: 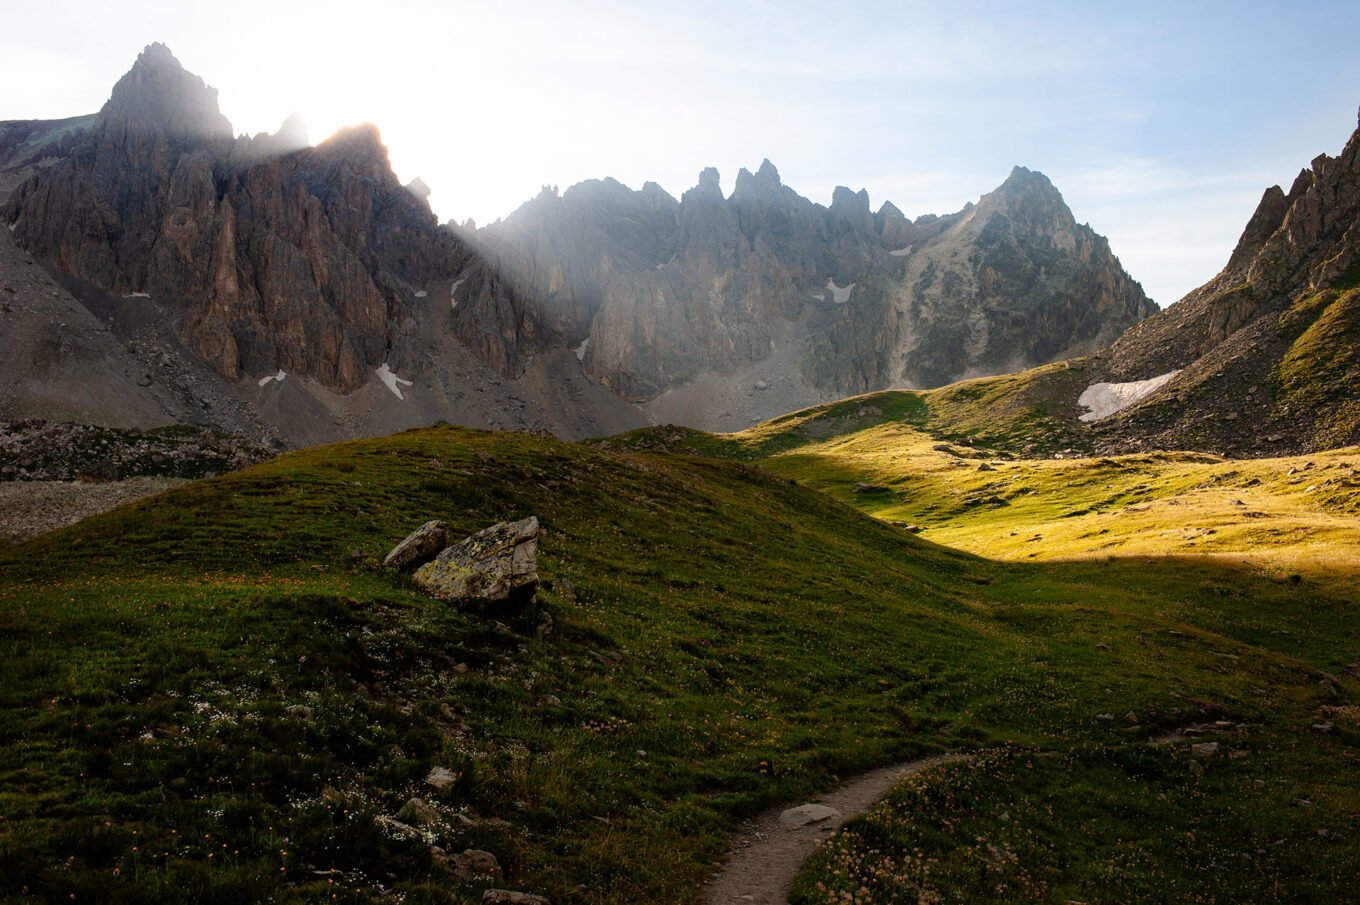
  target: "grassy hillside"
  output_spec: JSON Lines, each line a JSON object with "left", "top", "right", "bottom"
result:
{"left": 1, "top": 425, "right": 1357, "bottom": 903}
{"left": 634, "top": 399, "right": 1360, "bottom": 903}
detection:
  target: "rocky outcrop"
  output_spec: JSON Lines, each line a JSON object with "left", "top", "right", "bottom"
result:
{"left": 1083, "top": 121, "right": 1360, "bottom": 455}
{"left": 412, "top": 516, "right": 540, "bottom": 604}
{"left": 477, "top": 161, "right": 1154, "bottom": 402}
{"left": 0, "top": 419, "right": 269, "bottom": 481}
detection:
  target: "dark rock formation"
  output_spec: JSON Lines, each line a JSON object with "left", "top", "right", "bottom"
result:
{"left": 1, "top": 44, "right": 525, "bottom": 394}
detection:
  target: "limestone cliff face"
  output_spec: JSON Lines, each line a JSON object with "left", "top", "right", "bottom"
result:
{"left": 480, "top": 162, "right": 1154, "bottom": 401}
{"left": 1, "top": 44, "right": 518, "bottom": 393}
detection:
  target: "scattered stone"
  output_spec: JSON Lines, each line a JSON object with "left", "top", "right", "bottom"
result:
{"left": 1125, "top": 711, "right": 1138, "bottom": 723}
{"left": 1311, "top": 721, "right": 1335, "bottom": 734}
{"left": 537, "top": 694, "right": 561, "bottom": 707}
{"left": 553, "top": 577, "right": 577, "bottom": 602}
{"left": 853, "top": 482, "right": 889, "bottom": 494}
{"left": 779, "top": 803, "right": 841, "bottom": 827}
{"left": 435, "top": 848, "right": 501, "bottom": 881}
{"left": 414, "top": 516, "right": 540, "bottom": 604}
{"left": 1095, "top": 713, "right": 1115, "bottom": 721}
{"left": 483, "top": 891, "right": 551, "bottom": 905}
{"left": 1191, "top": 742, "right": 1220, "bottom": 758}
{"left": 398, "top": 798, "right": 442, "bottom": 827}
{"left": 425, "top": 766, "right": 460, "bottom": 790}
{"left": 375, "top": 815, "right": 423, "bottom": 841}
{"left": 1095, "top": 642, "right": 1111, "bottom": 651}
{"left": 383, "top": 519, "right": 449, "bottom": 569}
{"left": 285, "top": 704, "right": 314, "bottom": 720}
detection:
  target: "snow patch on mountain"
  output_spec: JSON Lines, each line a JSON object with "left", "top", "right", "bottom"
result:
{"left": 1078, "top": 371, "right": 1180, "bottom": 422}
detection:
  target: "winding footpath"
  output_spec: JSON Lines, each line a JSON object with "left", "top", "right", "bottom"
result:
{"left": 704, "top": 754, "right": 966, "bottom": 905}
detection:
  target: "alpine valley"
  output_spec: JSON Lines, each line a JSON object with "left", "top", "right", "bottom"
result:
{"left": 1, "top": 42, "right": 1358, "bottom": 905}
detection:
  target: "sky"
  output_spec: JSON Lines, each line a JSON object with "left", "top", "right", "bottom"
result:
{"left": 4, "top": 0, "right": 1359, "bottom": 308}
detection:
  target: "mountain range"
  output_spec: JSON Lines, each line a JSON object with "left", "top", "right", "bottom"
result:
{"left": 0, "top": 44, "right": 1153, "bottom": 445}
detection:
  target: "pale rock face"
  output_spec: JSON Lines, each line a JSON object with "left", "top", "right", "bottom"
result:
{"left": 481, "top": 163, "right": 1155, "bottom": 402}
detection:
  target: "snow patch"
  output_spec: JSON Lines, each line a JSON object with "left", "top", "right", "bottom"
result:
{"left": 376, "top": 363, "right": 413, "bottom": 400}
{"left": 123, "top": 292, "right": 151, "bottom": 299}
{"left": 450, "top": 278, "right": 466, "bottom": 310}
{"left": 1078, "top": 371, "right": 1180, "bottom": 422}
{"left": 573, "top": 337, "right": 590, "bottom": 362}
{"left": 889, "top": 245, "right": 913, "bottom": 257}
{"left": 826, "top": 279, "right": 855, "bottom": 304}
{"left": 655, "top": 252, "right": 678, "bottom": 271}
{"left": 811, "top": 293, "right": 826, "bottom": 301}
{"left": 414, "top": 289, "right": 427, "bottom": 298}
{"left": 257, "top": 369, "right": 287, "bottom": 387}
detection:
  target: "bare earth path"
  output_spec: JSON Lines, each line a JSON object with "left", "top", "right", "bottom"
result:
{"left": 704, "top": 754, "right": 966, "bottom": 905}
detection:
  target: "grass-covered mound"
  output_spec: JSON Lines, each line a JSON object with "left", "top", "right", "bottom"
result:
{"left": 1, "top": 425, "right": 1356, "bottom": 903}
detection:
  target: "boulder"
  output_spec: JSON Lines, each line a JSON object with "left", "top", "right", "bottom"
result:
{"left": 384, "top": 519, "right": 449, "bottom": 569}
{"left": 853, "top": 482, "right": 889, "bottom": 494}
{"left": 434, "top": 848, "right": 501, "bottom": 881}
{"left": 414, "top": 517, "right": 540, "bottom": 604}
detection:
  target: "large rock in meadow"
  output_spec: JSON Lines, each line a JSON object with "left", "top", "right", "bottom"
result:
{"left": 413, "top": 517, "right": 539, "bottom": 604}
{"left": 383, "top": 519, "right": 449, "bottom": 569}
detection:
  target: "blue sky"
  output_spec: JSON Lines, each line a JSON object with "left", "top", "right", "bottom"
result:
{"left": 5, "top": 0, "right": 1358, "bottom": 306}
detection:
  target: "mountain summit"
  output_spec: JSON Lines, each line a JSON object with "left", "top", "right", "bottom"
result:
{"left": 98, "top": 42, "right": 234, "bottom": 141}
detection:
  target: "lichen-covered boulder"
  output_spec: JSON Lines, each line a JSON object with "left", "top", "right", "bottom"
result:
{"left": 383, "top": 519, "right": 449, "bottom": 569}
{"left": 413, "top": 517, "right": 539, "bottom": 604}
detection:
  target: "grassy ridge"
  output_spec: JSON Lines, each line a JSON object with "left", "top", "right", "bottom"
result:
{"left": 1, "top": 425, "right": 1357, "bottom": 903}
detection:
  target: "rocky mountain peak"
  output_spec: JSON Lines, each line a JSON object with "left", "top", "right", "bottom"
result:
{"left": 405, "top": 176, "right": 432, "bottom": 200}
{"left": 98, "top": 42, "right": 233, "bottom": 141}
{"left": 685, "top": 166, "right": 724, "bottom": 202}
{"left": 981, "top": 165, "right": 1076, "bottom": 231}
{"left": 274, "top": 112, "right": 309, "bottom": 150}
{"left": 732, "top": 158, "right": 785, "bottom": 200}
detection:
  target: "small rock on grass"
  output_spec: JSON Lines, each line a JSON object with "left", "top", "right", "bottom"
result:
{"left": 483, "top": 892, "right": 551, "bottom": 905}
{"left": 384, "top": 519, "right": 448, "bottom": 569}
{"left": 426, "top": 766, "right": 460, "bottom": 789}
{"left": 433, "top": 848, "right": 501, "bottom": 881}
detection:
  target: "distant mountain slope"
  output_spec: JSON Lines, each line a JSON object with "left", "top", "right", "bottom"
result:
{"left": 801, "top": 119, "right": 1360, "bottom": 458}
{"left": 475, "top": 160, "right": 1155, "bottom": 419}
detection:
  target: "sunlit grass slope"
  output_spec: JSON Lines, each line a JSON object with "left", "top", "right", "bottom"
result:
{"left": 612, "top": 394, "right": 1360, "bottom": 904}
{"left": 1, "top": 425, "right": 1357, "bottom": 903}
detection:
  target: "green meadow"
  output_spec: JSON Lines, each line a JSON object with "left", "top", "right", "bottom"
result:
{"left": 1, "top": 420, "right": 1357, "bottom": 903}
